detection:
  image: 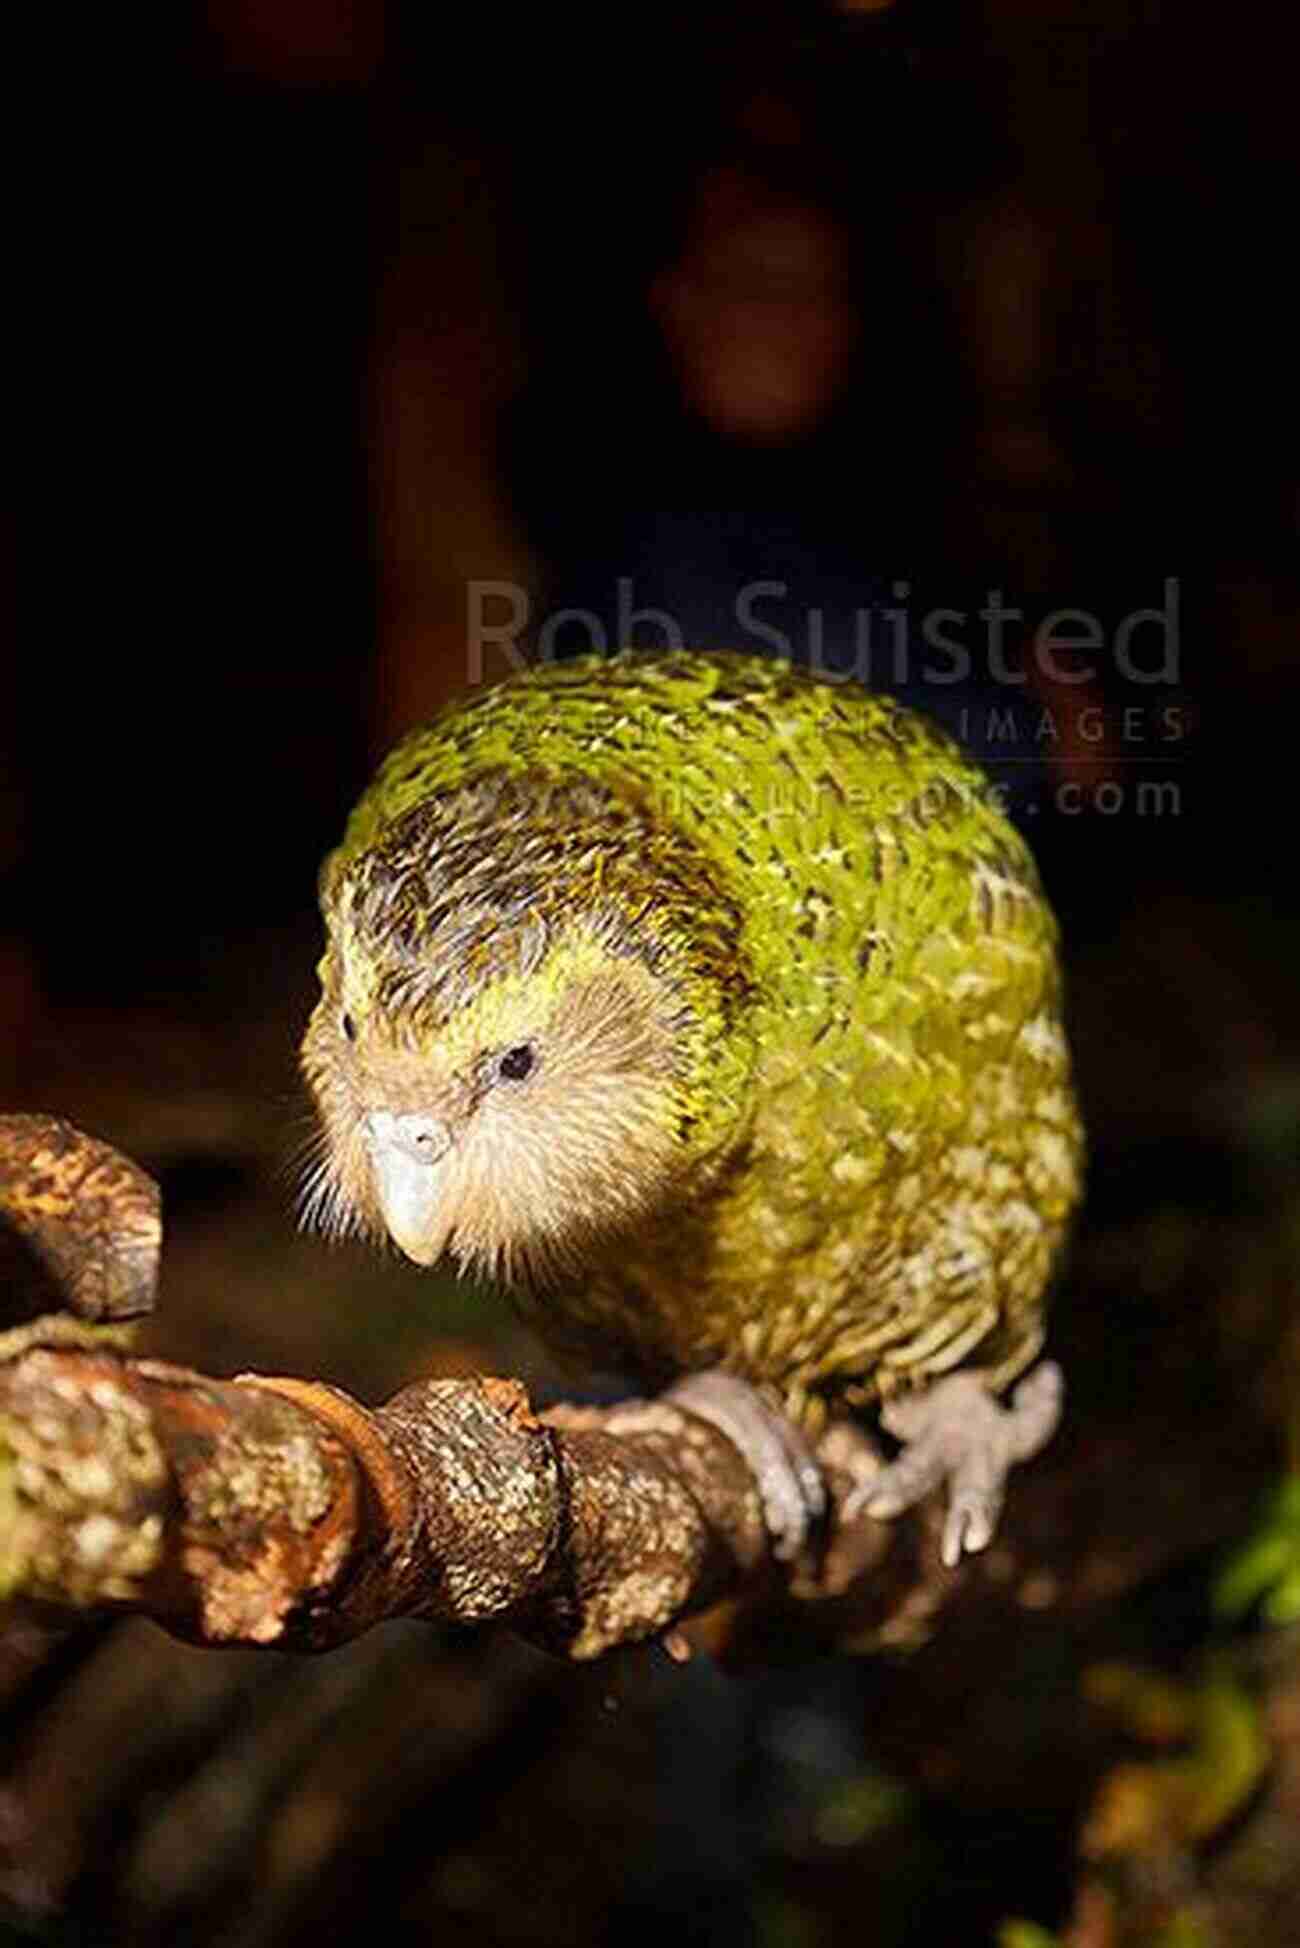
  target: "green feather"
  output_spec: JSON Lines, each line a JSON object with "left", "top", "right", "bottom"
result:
{"left": 317, "top": 651, "right": 1083, "bottom": 1425}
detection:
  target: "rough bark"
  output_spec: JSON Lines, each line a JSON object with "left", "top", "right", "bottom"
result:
{"left": 0, "top": 1113, "right": 1284, "bottom": 1668}
{"left": 0, "top": 1114, "right": 912, "bottom": 1659}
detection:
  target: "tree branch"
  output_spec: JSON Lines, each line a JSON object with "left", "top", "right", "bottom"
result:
{"left": 0, "top": 1339, "right": 914, "bottom": 1659}
{"left": 0, "top": 1114, "right": 1283, "bottom": 1665}
{"left": 0, "top": 1115, "right": 915, "bottom": 1658}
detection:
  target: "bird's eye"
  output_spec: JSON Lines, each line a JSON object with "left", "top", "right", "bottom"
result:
{"left": 341, "top": 1012, "right": 357, "bottom": 1043}
{"left": 497, "top": 1043, "right": 535, "bottom": 1082}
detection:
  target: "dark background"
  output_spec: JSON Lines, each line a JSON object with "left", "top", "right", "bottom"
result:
{"left": 2, "top": 4, "right": 1298, "bottom": 1944}
{"left": 8, "top": 0, "right": 1296, "bottom": 998}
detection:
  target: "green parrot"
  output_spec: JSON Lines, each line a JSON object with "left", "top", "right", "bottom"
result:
{"left": 302, "top": 651, "right": 1081, "bottom": 1565}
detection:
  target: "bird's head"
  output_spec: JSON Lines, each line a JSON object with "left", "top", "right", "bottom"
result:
{"left": 299, "top": 774, "right": 754, "bottom": 1287}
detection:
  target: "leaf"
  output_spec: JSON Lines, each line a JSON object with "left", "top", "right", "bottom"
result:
{"left": 1214, "top": 1474, "right": 1300, "bottom": 1624}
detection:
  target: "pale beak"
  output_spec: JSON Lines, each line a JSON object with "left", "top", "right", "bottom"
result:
{"left": 365, "top": 1111, "right": 452, "bottom": 1266}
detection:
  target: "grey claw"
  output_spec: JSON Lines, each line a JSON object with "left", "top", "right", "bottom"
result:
{"left": 849, "top": 1362, "right": 1064, "bottom": 1564}
{"left": 667, "top": 1371, "right": 826, "bottom": 1563}
{"left": 940, "top": 1484, "right": 999, "bottom": 1568}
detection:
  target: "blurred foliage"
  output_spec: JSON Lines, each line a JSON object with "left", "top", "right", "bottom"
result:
{"left": 1215, "top": 1477, "right": 1300, "bottom": 1628}
{"left": 999, "top": 1921, "right": 1063, "bottom": 1948}
{"left": 1079, "top": 1663, "right": 1265, "bottom": 1857}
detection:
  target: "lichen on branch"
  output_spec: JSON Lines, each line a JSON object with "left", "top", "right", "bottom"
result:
{"left": 0, "top": 1114, "right": 912, "bottom": 1658}
{"left": 1, "top": 1113, "right": 1277, "bottom": 1667}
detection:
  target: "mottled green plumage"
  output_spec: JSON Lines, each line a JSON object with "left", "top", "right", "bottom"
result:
{"left": 304, "top": 650, "right": 1082, "bottom": 1433}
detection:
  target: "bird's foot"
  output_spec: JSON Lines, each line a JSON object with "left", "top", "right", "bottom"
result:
{"left": 849, "top": 1361, "right": 1063, "bottom": 1568}
{"left": 666, "top": 1370, "right": 827, "bottom": 1564}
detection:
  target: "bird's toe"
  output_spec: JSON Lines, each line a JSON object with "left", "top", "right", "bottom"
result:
{"left": 667, "top": 1370, "right": 826, "bottom": 1564}
{"left": 850, "top": 1363, "right": 1064, "bottom": 1564}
